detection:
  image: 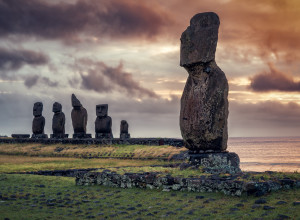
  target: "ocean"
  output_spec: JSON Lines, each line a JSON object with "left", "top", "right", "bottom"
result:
{"left": 228, "top": 137, "right": 300, "bottom": 172}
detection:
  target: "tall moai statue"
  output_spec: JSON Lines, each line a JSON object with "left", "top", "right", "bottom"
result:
{"left": 32, "top": 102, "right": 47, "bottom": 138}
{"left": 71, "top": 94, "right": 91, "bottom": 138}
{"left": 51, "top": 102, "right": 68, "bottom": 138}
{"left": 179, "top": 12, "right": 240, "bottom": 174}
{"left": 95, "top": 104, "right": 113, "bottom": 139}
{"left": 120, "top": 120, "right": 130, "bottom": 139}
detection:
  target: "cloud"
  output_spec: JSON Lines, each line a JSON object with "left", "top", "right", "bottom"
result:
{"left": 0, "top": 0, "right": 172, "bottom": 43}
{"left": 76, "top": 59, "right": 159, "bottom": 98}
{"left": 249, "top": 63, "right": 300, "bottom": 92}
{"left": 218, "top": 0, "right": 300, "bottom": 63}
{"left": 24, "top": 75, "right": 58, "bottom": 88}
{"left": 0, "top": 47, "right": 48, "bottom": 70}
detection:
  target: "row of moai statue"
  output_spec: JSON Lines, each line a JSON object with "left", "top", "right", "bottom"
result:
{"left": 31, "top": 94, "right": 130, "bottom": 139}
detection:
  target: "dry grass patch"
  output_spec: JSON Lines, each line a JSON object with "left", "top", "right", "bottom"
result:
{"left": 0, "top": 143, "right": 185, "bottom": 159}
{"left": 0, "top": 155, "right": 173, "bottom": 173}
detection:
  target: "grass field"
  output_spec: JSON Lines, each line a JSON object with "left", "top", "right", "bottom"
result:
{"left": 0, "top": 143, "right": 300, "bottom": 219}
{"left": 0, "top": 155, "right": 173, "bottom": 173}
{"left": 0, "top": 174, "right": 299, "bottom": 219}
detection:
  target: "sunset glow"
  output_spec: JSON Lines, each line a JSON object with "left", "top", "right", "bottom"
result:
{"left": 0, "top": 0, "right": 300, "bottom": 138}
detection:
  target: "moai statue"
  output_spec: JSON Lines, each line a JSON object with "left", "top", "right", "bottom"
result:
{"left": 120, "top": 120, "right": 130, "bottom": 139}
{"left": 179, "top": 12, "right": 240, "bottom": 174}
{"left": 95, "top": 104, "right": 113, "bottom": 139}
{"left": 32, "top": 102, "right": 47, "bottom": 138}
{"left": 51, "top": 102, "right": 68, "bottom": 138}
{"left": 71, "top": 94, "right": 91, "bottom": 138}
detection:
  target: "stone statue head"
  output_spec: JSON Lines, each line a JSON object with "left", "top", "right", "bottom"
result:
{"left": 96, "top": 104, "right": 108, "bottom": 117}
{"left": 52, "top": 102, "right": 62, "bottom": 113}
{"left": 121, "top": 120, "right": 127, "bottom": 126}
{"left": 33, "top": 102, "right": 43, "bottom": 117}
{"left": 180, "top": 12, "right": 220, "bottom": 66}
{"left": 72, "top": 94, "right": 82, "bottom": 108}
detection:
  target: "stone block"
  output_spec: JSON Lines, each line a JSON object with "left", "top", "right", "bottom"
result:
{"left": 73, "top": 133, "right": 92, "bottom": 139}
{"left": 11, "top": 134, "right": 30, "bottom": 138}
{"left": 188, "top": 152, "right": 241, "bottom": 174}
{"left": 50, "top": 134, "right": 69, "bottom": 139}
{"left": 31, "top": 134, "right": 48, "bottom": 139}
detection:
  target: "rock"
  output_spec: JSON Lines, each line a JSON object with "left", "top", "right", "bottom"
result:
{"left": 120, "top": 120, "right": 130, "bottom": 139}
{"left": 276, "top": 214, "right": 291, "bottom": 219}
{"left": 188, "top": 152, "right": 241, "bottom": 174}
{"left": 180, "top": 12, "right": 219, "bottom": 65}
{"left": 11, "top": 134, "right": 30, "bottom": 138}
{"left": 251, "top": 204, "right": 261, "bottom": 209}
{"left": 263, "top": 205, "right": 275, "bottom": 210}
{"left": 255, "top": 198, "right": 267, "bottom": 204}
{"left": 51, "top": 102, "right": 68, "bottom": 138}
{"left": 71, "top": 94, "right": 90, "bottom": 138}
{"left": 180, "top": 12, "right": 228, "bottom": 152}
{"left": 126, "top": 207, "right": 136, "bottom": 211}
{"left": 276, "top": 201, "right": 287, "bottom": 205}
{"left": 95, "top": 104, "right": 113, "bottom": 139}
{"left": 32, "top": 102, "right": 47, "bottom": 139}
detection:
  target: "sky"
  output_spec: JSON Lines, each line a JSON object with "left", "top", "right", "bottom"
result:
{"left": 0, "top": 0, "right": 300, "bottom": 138}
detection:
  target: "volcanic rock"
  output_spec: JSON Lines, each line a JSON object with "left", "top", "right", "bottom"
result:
{"left": 120, "top": 120, "right": 130, "bottom": 139}
{"left": 95, "top": 104, "right": 113, "bottom": 139}
{"left": 51, "top": 102, "right": 68, "bottom": 138}
{"left": 179, "top": 12, "right": 228, "bottom": 152}
{"left": 71, "top": 94, "right": 90, "bottom": 138}
{"left": 32, "top": 102, "right": 47, "bottom": 138}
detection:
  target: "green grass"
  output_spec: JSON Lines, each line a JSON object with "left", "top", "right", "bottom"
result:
{"left": 0, "top": 174, "right": 299, "bottom": 219}
{"left": 0, "top": 143, "right": 185, "bottom": 160}
{"left": 98, "top": 165, "right": 300, "bottom": 181}
{"left": 0, "top": 155, "right": 173, "bottom": 173}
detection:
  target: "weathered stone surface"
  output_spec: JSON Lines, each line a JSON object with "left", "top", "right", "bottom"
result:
{"left": 71, "top": 94, "right": 88, "bottom": 136}
{"left": 73, "top": 133, "right": 92, "bottom": 139}
{"left": 95, "top": 104, "right": 113, "bottom": 139}
{"left": 0, "top": 137, "right": 184, "bottom": 147}
{"left": 52, "top": 102, "right": 67, "bottom": 138}
{"left": 32, "top": 102, "right": 46, "bottom": 137}
{"left": 31, "top": 134, "right": 48, "bottom": 139}
{"left": 187, "top": 152, "right": 241, "bottom": 174}
{"left": 180, "top": 12, "right": 228, "bottom": 152}
{"left": 180, "top": 12, "right": 220, "bottom": 66}
{"left": 120, "top": 120, "right": 130, "bottom": 139}
{"left": 75, "top": 169, "right": 299, "bottom": 196}
{"left": 11, "top": 134, "right": 30, "bottom": 138}
{"left": 50, "top": 134, "right": 69, "bottom": 138}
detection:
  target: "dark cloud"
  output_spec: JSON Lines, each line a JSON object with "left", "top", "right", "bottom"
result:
{"left": 218, "top": 0, "right": 300, "bottom": 63}
{"left": 0, "top": 48, "right": 48, "bottom": 70}
{"left": 77, "top": 59, "right": 159, "bottom": 98}
{"left": 0, "top": 0, "right": 172, "bottom": 42}
{"left": 249, "top": 63, "right": 300, "bottom": 92}
{"left": 161, "top": 0, "right": 300, "bottom": 63}
{"left": 24, "top": 75, "right": 58, "bottom": 88}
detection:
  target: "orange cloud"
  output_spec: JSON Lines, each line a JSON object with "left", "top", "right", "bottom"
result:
{"left": 249, "top": 63, "right": 300, "bottom": 92}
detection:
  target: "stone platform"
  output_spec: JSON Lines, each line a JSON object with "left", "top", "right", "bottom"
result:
{"left": 50, "top": 134, "right": 69, "bottom": 139}
{"left": 31, "top": 134, "right": 48, "bottom": 139}
{"left": 187, "top": 152, "right": 241, "bottom": 174}
{"left": 75, "top": 168, "right": 300, "bottom": 196}
{"left": 1, "top": 137, "right": 184, "bottom": 147}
